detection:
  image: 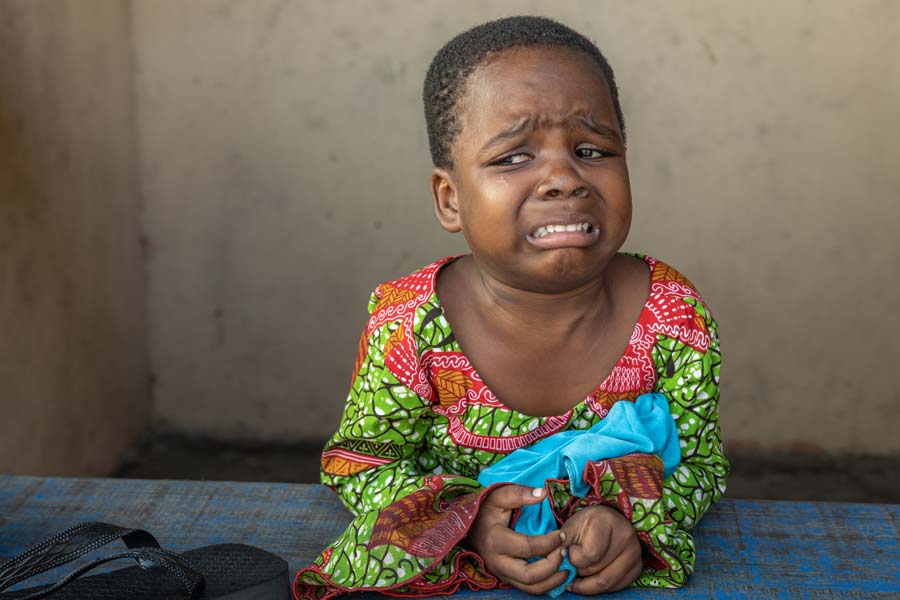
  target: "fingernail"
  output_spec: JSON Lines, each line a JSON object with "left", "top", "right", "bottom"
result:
{"left": 559, "top": 531, "right": 566, "bottom": 542}
{"left": 560, "top": 547, "right": 567, "bottom": 558}
{"left": 531, "top": 487, "right": 543, "bottom": 497}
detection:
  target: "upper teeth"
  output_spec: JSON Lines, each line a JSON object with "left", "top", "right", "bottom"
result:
{"left": 532, "top": 223, "right": 592, "bottom": 238}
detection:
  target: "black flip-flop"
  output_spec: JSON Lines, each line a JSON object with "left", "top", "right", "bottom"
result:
{"left": 0, "top": 522, "right": 289, "bottom": 599}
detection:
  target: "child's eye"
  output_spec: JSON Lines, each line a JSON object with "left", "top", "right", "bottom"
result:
{"left": 575, "top": 145, "right": 612, "bottom": 159}
{"left": 493, "top": 152, "right": 532, "bottom": 166}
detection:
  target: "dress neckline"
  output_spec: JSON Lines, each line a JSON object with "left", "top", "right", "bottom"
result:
{"left": 426, "top": 253, "right": 656, "bottom": 418}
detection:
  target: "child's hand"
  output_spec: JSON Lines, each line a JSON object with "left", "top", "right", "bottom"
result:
{"left": 559, "top": 505, "right": 642, "bottom": 594}
{"left": 467, "top": 485, "right": 568, "bottom": 595}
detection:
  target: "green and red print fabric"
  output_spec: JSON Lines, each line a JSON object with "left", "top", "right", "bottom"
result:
{"left": 294, "top": 255, "right": 727, "bottom": 599}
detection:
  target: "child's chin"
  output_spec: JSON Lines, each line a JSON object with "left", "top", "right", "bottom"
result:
{"left": 519, "top": 256, "right": 608, "bottom": 292}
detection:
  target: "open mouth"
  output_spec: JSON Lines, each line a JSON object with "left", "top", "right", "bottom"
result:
{"left": 530, "top": 222, "right": 594, "bottom": 238}
{"left": 526, "top": 221, "right": 600, "bottom": 248}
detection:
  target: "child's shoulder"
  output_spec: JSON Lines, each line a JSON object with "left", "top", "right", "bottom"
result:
{"left": 629, "top": 253, "right": 706, "bottom": 299}
{"left": 363, "top": 255, "right": 459, "bottom": 320}
{"left": 629, "top": 252, "right": 718, "bottom": 348}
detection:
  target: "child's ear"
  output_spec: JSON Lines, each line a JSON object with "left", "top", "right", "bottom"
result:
{"left": 430, "top": 168, "right": 462, "bottom": 233}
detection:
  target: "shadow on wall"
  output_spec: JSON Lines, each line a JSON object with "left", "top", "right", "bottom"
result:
{"left": 0, "top": 97, "right": 64, "bottom": 472}
{"left": 0, "top": 0, "right": 149, "bottom": 476}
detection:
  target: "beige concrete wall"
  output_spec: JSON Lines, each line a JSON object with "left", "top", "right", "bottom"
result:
{"left": 0, "top": 1, "right": 149, "bottom": 475}
{"left": 136, "top": 1, "right": 900, "bottom": 453}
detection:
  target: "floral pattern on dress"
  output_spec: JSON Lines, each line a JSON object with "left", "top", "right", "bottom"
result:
{"left": 294, "top": 254, "right": 728, "bottom": 599}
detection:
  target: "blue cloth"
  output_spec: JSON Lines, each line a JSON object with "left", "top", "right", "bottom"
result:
{"left": 476, "top": 392, "right": 681, "bottom": 596}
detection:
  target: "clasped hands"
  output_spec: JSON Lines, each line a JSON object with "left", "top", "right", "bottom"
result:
{"left": 466, "top": 484, "right": 643, "bottom": 595}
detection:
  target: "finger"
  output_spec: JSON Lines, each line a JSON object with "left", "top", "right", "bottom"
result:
{"left": 484, "top": 484, "right": 547, "bottom": 511}
{"left": 495, "top": 547, "right": 570, "bottom": 593}
{"left": 476, "top": 485, "right": 546, "bottom": 530}
{"left": 567, "top": 520, "right": 612, "bottom": 568}
{"left": 607, "top": 558, "right": 644, "bottom": 592}
{"left": 573, "top": 529, "right": 636, "bottom": 576}
{"left": 494, "top": 545, "right": 566, "bottom": 583}
{"left": 568, "top": 540, "right": 643, "bottom": 594}
{"left": 575, "top": 558, "right": 607, "bottom": 578}
{"left": 504, "top": 567, "right": 571, "bottom": 596}
{"left": 571, "top": 511, "right": 639, "bottom": 571}
{"left": 575, "top": 532, "right": 641, "bottom": 578}
{"left": 491, "top": 527, "right": 565, "bottom": 560}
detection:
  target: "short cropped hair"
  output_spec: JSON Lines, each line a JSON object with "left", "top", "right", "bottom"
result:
{"left": 423, "top": 15, "right": 625, "bottom": 169}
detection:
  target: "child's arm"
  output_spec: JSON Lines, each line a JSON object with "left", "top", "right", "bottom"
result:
{"left": 298, "top": 293, "right": 563, "bottom": 598}
{"left": 554, "top": 294, "right": 727, "bottom": 590}
{"left": 658, "top": 299, "right": 728, "bottom": 529}
{"left": 298, "top": 321, "right": 485, "bottom": 597}
{"left": 647, "top": 298, "right": 728, "bottom": 583}
{"left": 626, "top": 297, "right": 727, "bottom": 587}
{"left": 319, "top": 339, "right": 441, "bottom": 516}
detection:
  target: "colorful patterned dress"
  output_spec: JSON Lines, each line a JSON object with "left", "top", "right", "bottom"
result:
{"left": 294, "top": 254, "right": 727, "bottom": 599}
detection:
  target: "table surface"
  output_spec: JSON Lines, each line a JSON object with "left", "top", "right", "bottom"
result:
{"left": 1, "top": 476, "right": 899, "bottom": 599}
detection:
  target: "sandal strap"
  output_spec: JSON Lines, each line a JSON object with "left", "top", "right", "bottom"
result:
{"left": 0, "top": 521, "right": 161, "bottom": 591}
{"left": 11, "top": 548, "right": 204, "bottom": 600}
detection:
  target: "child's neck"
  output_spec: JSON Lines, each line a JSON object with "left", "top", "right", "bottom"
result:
{"left": 470, "top": 262, "right": 615, "bottom": 337}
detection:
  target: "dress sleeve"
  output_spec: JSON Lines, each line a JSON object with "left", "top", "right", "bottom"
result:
{"left": 294, "top": 294, "right": 498, "bottom": 600}
{"left": 648, "top": 298, "right": 728, "bottom": 583}
{"left": 625, "top": 297, "right": 727, "bottom": 587}
{"left": 659, "top": 299, "right": 727, "bottom": 524}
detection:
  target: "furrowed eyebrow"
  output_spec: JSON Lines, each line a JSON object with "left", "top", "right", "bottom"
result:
{"left": 477, "top": 115, "right": 622, "bottom": 158}
{"left": 576, "top": 115, "right": 623, "bottom": 144}
{"left": 479, "top": 117, "right": 532, "bottom": 153}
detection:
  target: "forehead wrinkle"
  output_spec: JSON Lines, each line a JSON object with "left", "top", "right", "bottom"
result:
{"left": 475, "top": 111, "right": 622, "bottom": 157}
{"left": 479, "top": 115, "right": 533, "bottom": 152}
{"left": 484, "top": 110, "right": 620, "bottom": 143}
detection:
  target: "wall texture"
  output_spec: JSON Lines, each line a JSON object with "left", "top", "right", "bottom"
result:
{"left": 0, "top": 1, "right": 148, "bottom": 475}
{"left": 135, "top": 1, "right": 900, "bottom": 453}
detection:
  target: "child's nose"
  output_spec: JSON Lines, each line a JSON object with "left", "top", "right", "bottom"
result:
{"left": 535, "top": 156, "right": 590, "bottom": 199}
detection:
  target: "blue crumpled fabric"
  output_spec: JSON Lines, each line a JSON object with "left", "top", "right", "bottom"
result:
{"left": 476, "top": 392, "right": 681, "bottom": 596}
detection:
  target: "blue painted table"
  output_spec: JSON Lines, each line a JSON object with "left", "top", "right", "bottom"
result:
{"left": 1, "top": 476, "right": 898, "bottom": 598}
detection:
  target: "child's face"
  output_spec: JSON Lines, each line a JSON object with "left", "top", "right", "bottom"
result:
{"left": 432, "top": 46, "right": 632, "bottom": 293}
